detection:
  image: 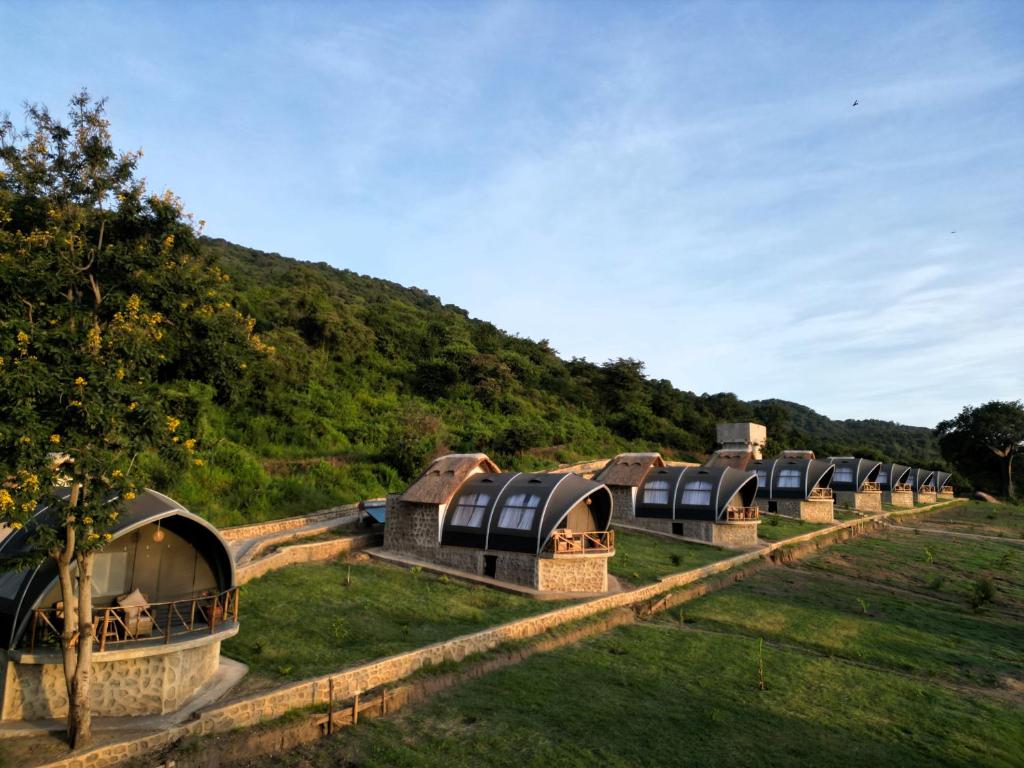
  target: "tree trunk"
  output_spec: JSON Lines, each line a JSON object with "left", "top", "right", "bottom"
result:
{"left": 55, "top": 485, "right": 79, "bottom": 737}
{"left": 1007, "top": 454, "right": 1015, "bottom": 499}
{"left": 68, "top": 550, "right": 94, "bottom": 749}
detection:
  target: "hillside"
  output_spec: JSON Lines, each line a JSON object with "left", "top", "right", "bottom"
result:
{"left": 142, "top": 238, "right": 944, "bottom": 526}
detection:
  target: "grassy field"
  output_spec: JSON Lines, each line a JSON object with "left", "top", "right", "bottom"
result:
{"left": 223, "top": 558, "right": 569, "bottom": 681}
{"left": 243, "top": 503, "right": 1024, "bottom": 768}
{"left": 913, "top": 500, "right": 1024, "bottom": 539}
{"left": 609, "top": 529, "right": 732, "bottom": 584}
{"left": 756, "top": 514, "right": 829, "bottom": 542}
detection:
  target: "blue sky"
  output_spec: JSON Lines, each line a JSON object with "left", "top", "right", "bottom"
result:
{"left": 2, "top": 1, "right": 1022, "bottom": 428}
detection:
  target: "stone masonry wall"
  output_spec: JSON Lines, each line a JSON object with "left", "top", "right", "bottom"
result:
{"left": 537, "top": 555, "right": 609, "bottom": 592}
{"left": 221, "top": 505, "right": 359, "bottom": 541}
{"left": 883, "top": 490, "right": 915, "bottom": 508}
{"left": 383, "top": 496, "right": 441, "bottom": 556}
{"left": 3, "top": 640, "right": 221, "bottom": 721}
{"left": 41, "top": 500, "right": 964, "bottom": 768}
{"left": 236, "top": 533, "right": 380, "bottom": 585}
{"left": 916, "top": 490, "right": 937, "bottom": 504}
{"left": 776, "top": 498, "right": 834, "bottom": 523}
{"left": 493, "top": 551, "right": 539, "bottom": 588}
{"left": 434, "top": 545, "right": 483, "bottom": 576}
{"left": 836, "top": 490, "right": 882, "bottom": 513}
{"left": 609, "top": 487, "right": 635, "bottom": 522}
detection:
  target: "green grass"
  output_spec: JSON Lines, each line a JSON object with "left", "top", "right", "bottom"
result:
{"left": 756, "top": 514, "right": 829, "bottom": 542}
{"left": 223, "top": 559, "right": 570, "bottom": 681}
{"left": 915, "top": 500, "right": 1024, "bottom": 539}
{"left": 249, "top": 622, "right": 1022, "bottom": 768}
{"left": 609, "top": 529, "right": 732, "bottom": 584}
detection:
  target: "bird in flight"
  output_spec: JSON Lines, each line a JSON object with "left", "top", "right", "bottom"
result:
{"left": 852, "top": 99, "right": 859, "bottom": 106}
{"left": 951, "top": 230, "right": 957, "bottom": 234}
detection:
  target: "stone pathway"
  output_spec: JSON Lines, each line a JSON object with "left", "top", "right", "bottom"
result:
{"left": 231, "top": 512, "right": 361, "bottom": 565}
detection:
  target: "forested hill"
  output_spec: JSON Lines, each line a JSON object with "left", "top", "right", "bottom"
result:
{"left": 157, "top": 238, "right": 944, "bottom": 526}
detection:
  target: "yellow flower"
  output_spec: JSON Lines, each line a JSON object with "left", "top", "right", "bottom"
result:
{"left": 87, "top": 532, "right": 99, "bottom": 541}
{"left": 126, "top": 294, "right": 141, "bottom": 314}
{"left": 193, "top": 458, "right": 203, "bottom": 467}
{"left": 183, "top": 438, "right": 196, "bottom": 452}
{"left": 20, "top": 501, "right": 34, "bottom": 514}
{"left": 166, "top": 416, "right": 181, "bottom": 433}
{"left": 69, "top": 400, "right": 83, "bottom": 408}
{"left": 18, "top": 435, "right": 31, "bottom": 445}
{"left": 110, "top": 511, "right": 119, "bottom": 520}
{"left": 128, "top": 402, "right": 138, "bottom": 412}
{"left": 111, "top": 469, "right": 123, "bottom": 478}
{"left": 0, "top": 490, "right": 13, "bottom": 511}
{"left": 74, "top": 376, "right": 87, "bottom": 387}
{"left": 82, "top": 516, "right": 93, "bottom": 525}
{"left": 10, "top": 521, "right": 23, "bottom": 530}
{"left": 103, "top": 533, "right": 112, "bottom": 541}
{"left": 239, "top": 363, "right": 247, "bottom": 370}
{"left": 16, "top": 330, "right": 29, "bottom": 345}
{"left": 50, "top": 434, "right": 61, "bottom": 444}
{"left": 122, "top": 491, "right": 136, "bottom": 501}
{"left": 115, "top": 367, "right": 125, "bottom": 380}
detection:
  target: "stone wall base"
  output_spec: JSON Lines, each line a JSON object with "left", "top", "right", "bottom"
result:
{"left": 883, "top": 490, "right": 915, "bottom": 508}
{"left": 621, "top": 517, "right": 758, "bottom": 548}
{"left": 774, "top": 498, "right": 834, "bottom": 523}
{"left": 915, "top": 490, "right": 937, "bottom": 505}
{"left": 835, "top": 490, "right": 882, "bottom": 513}
{"left": 431, "top": 544, "right": 608, "bottom": 594}
{"left": 2, "top": 639, "right": 222, "bottom": 721}
{"left": 937, "top": 491, "right": 955, "bottom": 501}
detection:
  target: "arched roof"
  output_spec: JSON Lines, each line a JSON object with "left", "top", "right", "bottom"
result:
{"left": 0, "top": 488, "right": 234, "bottom": 651}
{"left": 594, "top": 453, "right": 665, "bottom": 487}
{"left": 748, "top": 458, "right": 835, "bottom": 500}
{"left": 400, "top": 453, "right": 501, "bottom": 506}
{"left": 876, "top": 463, "right": 912, "bottom": 491}
{"left": 907, "top": 468, "right": 935, "bottom": 491}
{"left": 440, "top": 472, "right": 612, "bottom": 555}
{"left": 635, "top": 466, "right": 757, "bottom": 522}
{"left": 827, "top": 457, "right": 882, "bottom": 492}
{"left": 933, "top": 471, "right": 953, "bottom": 489}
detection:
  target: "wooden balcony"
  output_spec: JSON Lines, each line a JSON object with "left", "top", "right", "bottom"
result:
{"left": 860, "top": 481, "right": 881, "bottom": 492}
{"left": 724, "top": 506, "right": 760, "bottom": 522}
{"left": 547, "top": 529, "right": 615, "bottom": 555}
{"left": 28, "top": 587, "right": 240, "bottom": 652}
{"left": 808, "top": 486, "right": 833, "bottom": 500}
{"left": 893, "top": 483, "right": 912, "bottom": 493}
{"left": 939, "top": 485, "right": 954, "bottom": 494}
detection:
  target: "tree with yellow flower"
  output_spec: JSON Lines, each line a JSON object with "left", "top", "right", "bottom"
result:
{"left": 0, "top": 91, "right": 263, "bottom": 748}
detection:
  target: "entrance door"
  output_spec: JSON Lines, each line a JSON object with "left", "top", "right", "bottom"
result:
{"left": 483, "top": 555, "right": 498, "bottom": 578}
{"left": 672, "top": 523, "right": 684, "bottom": 536}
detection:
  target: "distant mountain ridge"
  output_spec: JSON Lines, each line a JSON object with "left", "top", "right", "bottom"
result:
{"left": 152, "top": 238, "right": 944, "bottom": 526}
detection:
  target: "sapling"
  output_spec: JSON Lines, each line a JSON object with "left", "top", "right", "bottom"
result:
{"left": 757, "top": 637, "right": 767, "bottom": 691}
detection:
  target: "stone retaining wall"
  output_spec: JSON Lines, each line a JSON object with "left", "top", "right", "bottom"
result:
{"left": 236, "top": 533, "right": 381, "bottom": 585}
{"left": 776, "top": 498, "right": 834, "bottom": 523}
{"left": 40, "top": 499, "right": 964, "bottom": 768}
{"left": 883, "top": 490, "right": 915, "bottom": 508}
{"left": 221, "top": 505, "right": 360, "bottom": 542}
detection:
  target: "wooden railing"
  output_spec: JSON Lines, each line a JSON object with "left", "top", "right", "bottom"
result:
{"left": 28, "top": 587, "right": 240, "bottom": 652}
{"left": 808, "top": 486, "right": 833, "bottom": 499}
{"left": 547, "top": 529, "right": 615, "bottom": 555}
{"left": 939, "top": 485, "right": 954, "bottom": 494}
{"left": 860, "top": 481, "right": 881, "bottom": 492}
{"left": 892, "top": 483, "right": 912, "bottom": 493}
{"left": 724, "top": 506, "right": 760, "bottom": 522}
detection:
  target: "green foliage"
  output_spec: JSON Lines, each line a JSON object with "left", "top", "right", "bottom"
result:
{"left": 936, "top": 400, "right": 1024, "bottom": 497}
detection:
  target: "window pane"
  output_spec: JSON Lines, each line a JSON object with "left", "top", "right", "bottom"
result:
{"left": 756, "top": 470, "right": 767, "bottom": 487}
{"left": 778, "top": 469, "right": 801, "bottom": 488}
{"left": 497, "top": 493, "right": 541, "bottom": 530}
{"left": 834, "top": 467, "right": 854, "bottom": 483}
{"left": 876, "top": 470, "right": 888, "bottom": 484}
{"left": 643, "top": 479, "right": 670, "bottom": 505}
{"left": 680, "top": 480, "right": 712, "bottom": 506}
{"left": 451, "top": 492, "right": 490, "bottom": 527}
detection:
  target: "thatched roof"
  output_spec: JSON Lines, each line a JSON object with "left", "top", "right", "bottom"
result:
{"left": 594, "top": 452, "right": 665, "bottom": 487}
{"left": 779, "top": 450, "right": 816, "bottom": 460}
{"left": 704, "top": 450, "right": 753, "bottom": 470}
{"left": 400, "top": 453, "right": 501, "bottom": 505}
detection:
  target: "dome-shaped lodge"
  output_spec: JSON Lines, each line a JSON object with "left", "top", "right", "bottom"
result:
{"left": 384, "top": 454, "right": 615, "bottom": 593}
{"left": 875, "top": 463, "right": 912, "bottom": 491}
{"left": 634, "top": 465, "right": 758, "bottom": 523}
{"left": 827, "top": 457, "right": 882, "bottom": 493}
{"left": 933, "top": 470, "right": 954, "bottom": 496}
{"left": 441, "top": 471, "right": 612, "bottom": 555}
{"left": 0, "top": 488, "right": 235, "bottom": 652}
{"left": 907, "top": 468, "right": 935, "bottom": 493}
{"left": 748, "top": 458, "right": 835, "bottom": 501}
{"left": 0, "top": 488, "right": 237, "bottom": 722}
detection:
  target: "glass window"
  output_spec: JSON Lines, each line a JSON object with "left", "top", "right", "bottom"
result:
{"left": 833, "top": 467, "right": 854, "bottom": 483}
{"left": 643, "top": 479, "right": 670, "bottom": 505}
{"left": 876, "top": 470, "right": 889, "bottom": 484}
{"left": 778, "top": 469, "right": 801, "bottom": 488}
{"left": 680, "top": 480, "right": 713, "bottom": 506}
{"left": 755, "top": 469, "right": 768, "bottom": 489}
{"left": 497, "top": 493, "right": 541, "bottom": 530}
{"left": 450, "top": 492, "right": 491, "bottom": 527}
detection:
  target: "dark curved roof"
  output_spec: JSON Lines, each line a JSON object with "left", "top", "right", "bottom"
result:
{"left": 440, "top": 472, "right": 612, "bottom": 555}
{"left": 635, "top": 466, "right": 757, "bottom": 522}
{"left": 933, "top": 471, "right": 953, "bottom": 489}
{"left": 827, "top": 457, "right": 882, "bottom": 492}
{"left": 0, "top": 488, "right": 234, "bottom": 651}
{"left": 748, "top": 458, "right": 835, "bottom": 500}
{"left": 907, "top": 468, "right": 935, "bottom": 492}
{"left": 876, "top": 463, "right": 912, "bottom": 491}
